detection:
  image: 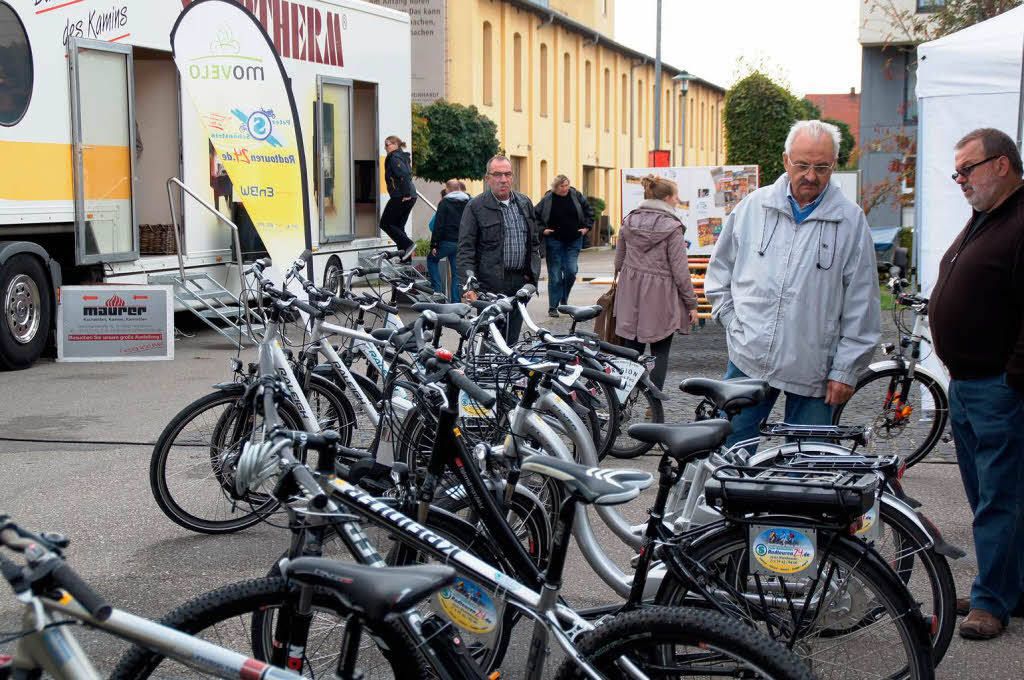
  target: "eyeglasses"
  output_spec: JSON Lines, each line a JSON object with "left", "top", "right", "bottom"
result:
{"left": 488, "top": 171, "right": 514, "bottom": 179}
{"left": 789, "top": 161, "right": 834, "bottom": 175}
{"left": 952, "top": 155, "right": 1000, "bottom": 181}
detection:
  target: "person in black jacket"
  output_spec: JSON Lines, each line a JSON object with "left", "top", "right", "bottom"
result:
{"left": 929, "top": 127, "right": 1024, "bottom": 641}
{"left": 380, "top": 135, "right": 416, "bottom": 260}
{"left": 427, "top": 179, "right": 470, "bottom": 301}
{"left": 534, "top": 175, "right": 594, "bottom": 316}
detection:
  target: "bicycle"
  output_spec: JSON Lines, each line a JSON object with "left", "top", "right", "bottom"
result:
{"left": 832, "top": 267, "right": 950, "bottom": 467}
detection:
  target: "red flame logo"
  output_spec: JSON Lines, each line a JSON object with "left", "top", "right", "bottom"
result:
{"left": 105, "top": 295, "right": 127, "bottom": 308}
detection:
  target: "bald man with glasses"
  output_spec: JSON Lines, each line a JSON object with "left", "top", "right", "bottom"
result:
{"left": 929, "top": 127, "right": 1024, "bottom": 641}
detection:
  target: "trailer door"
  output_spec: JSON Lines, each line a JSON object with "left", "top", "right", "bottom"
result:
{"left": 315, "top": 76, "right": 355, "bottom": 242}
{"left": 68, "top": 38, "right": 139, "bottom": 265}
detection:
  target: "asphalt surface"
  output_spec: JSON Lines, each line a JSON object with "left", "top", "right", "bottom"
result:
{"left": 0, "top": 249, "right": 1019, "bottom": 678}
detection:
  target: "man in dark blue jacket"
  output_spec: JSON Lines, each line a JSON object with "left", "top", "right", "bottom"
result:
{"left": 428, "top": 180, "right": 469, "bottom": 301}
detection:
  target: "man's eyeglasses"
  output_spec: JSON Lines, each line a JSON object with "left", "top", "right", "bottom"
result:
{"left": 952, "top": 155, "right": 1000, "bottom": 181}
{"left": 789, "top": 161, "right": 834, "bottom": 175}
{"left": 488, "top": 171, "right": 514, "bottom": 178}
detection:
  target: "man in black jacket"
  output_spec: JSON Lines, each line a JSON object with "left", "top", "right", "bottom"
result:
{"left": 929, "top": 127, "right": 1024, "bottom": 641}
{"left": 458, "top": 155, "right": 541, "bottom": 342}
{"left": 534, "top": 175, "right": 594, "bottom": 316}
{"left": 427, "top": 179, "right": 470, "bottom": 301}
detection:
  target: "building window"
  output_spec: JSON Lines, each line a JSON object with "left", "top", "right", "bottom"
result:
{"left": 0, "top": 2, "right": 33, "bottom": 126}
{"left": 540, "top": 160, "right": 549, "bottom": 190}
{"left": 585, "top": 61, "right": 593, "bottom": 127}
{"left": 540, "top": 44, "right": 548, "bottom": 117}
{"left": 711, "top": 104, "right": 717, "bottom": 152}
{"left": 916, "top": 0, "right": 944, "bottom": 12}
{"left": 482, "top": 22, "right": 493, "bottom": 106}
{"left": 603, "top": 68, "right": 610, "bottom": 132}
{"left": 903, "top": 51, "right": 918, "bottom": 124}
{"left": 621, "top": 73, "right": 627, "bottom": 134}
{"left": 664, "top": 89, "right": 670, "bottom": 145}
{"left": 637, "top": 79, "right": 643, "bottom": 137}
{"left": 602, "top": 0, "right": 608, "bottom": 15}
{"left": 563, "top": 52, "right": 571, "bottom": 122}
{"left": 678, "top": 92, "right": 684, "bottom": 150}
{"left": 688, "top": 98, "right": 694, "bottom": 146}
{"left": 700, "top": 101, "right": 705, "bottom": 151}
{"left": 513, "top": 33, "right": 523, "bottom": 111}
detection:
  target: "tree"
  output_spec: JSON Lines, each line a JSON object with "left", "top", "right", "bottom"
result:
{"left": 824, "top": 117, "right": 857, "bottom": 168}
{"left": 410, "top": 103, "right": 432, "bottom": 175}
{"left": 411, "top": 101, "right": 501, "bottom": 182}
{"left": 866, "top": 0, "right": 1022, "bottom": 44}
{"left": 794, "top": 97, "right": 822, "bottom": 121}
{"left": 724, "top": 72, "right": 796, "bottom": 182}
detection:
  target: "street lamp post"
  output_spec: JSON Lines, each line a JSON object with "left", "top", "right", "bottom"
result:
{"left": 673, "top": 71, "right": 696, "bottom": 166}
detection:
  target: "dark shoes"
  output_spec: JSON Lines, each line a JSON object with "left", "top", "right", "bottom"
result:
{"left": 400, "top": 244, "right": 416, "bottom": 262}
{"left": 957, "top": 596, "right": 1024, "bottom": 617}
{"left": 548, "top": 308, "right": 560, "bottom": 318}
{"left": 960, "top": 609, "right": 1005, "bottom": 640}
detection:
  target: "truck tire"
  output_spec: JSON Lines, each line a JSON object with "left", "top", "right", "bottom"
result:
{"left": 0, "top": 254, "right": 52, "bottom": 370}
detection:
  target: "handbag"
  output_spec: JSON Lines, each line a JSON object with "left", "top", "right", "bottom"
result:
{"left": 595, "top": 283, "right": 621, "bottom": 344}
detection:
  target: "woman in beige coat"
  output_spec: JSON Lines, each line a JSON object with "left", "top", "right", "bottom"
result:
{"left": 613, "top": 174, "right": 698, "bottom": 389}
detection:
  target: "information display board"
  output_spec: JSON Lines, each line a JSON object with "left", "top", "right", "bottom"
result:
{"left": 621, "top": 165, "right": 759, "bottom": 255}
{"left": 57, "top": 285, "right": 174, "bottom": 362}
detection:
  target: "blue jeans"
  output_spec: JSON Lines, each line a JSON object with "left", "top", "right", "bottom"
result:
{"left": 426, "top": 241, "right": 460, "bottom": 302}
{"left": 545, "top": 236, "right": 582, "bottom": 309}
{"left": 948, "top": 373, "right": 1024, "bottom": 623}
{"left": 722, "top": 361, "right": 833, "bottom": 451}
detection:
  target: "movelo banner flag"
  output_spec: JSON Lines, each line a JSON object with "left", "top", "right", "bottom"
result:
{"left": 171, "top": 0, "right": 311, "bottom": 273}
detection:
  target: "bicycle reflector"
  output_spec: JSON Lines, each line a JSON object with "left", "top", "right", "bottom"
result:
{"left": 435, "top": 348, "right": 454, "bottom": 362}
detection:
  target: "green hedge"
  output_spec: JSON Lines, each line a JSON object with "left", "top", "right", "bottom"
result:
{"left": 724, "top": 73, "right": 794, "bottom": 182}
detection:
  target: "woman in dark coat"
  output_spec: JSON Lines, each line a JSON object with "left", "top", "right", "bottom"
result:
{"left": 380, "top": 135, "right": 417, "bottom": 260}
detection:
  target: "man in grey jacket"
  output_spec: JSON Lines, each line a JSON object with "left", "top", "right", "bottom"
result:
{"left": 705, "top": 120, "right": 881, "bottom": 447}
{"left": 458, "top": 155, "right": 541, "bottom": 342}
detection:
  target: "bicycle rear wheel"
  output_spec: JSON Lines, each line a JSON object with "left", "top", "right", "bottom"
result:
{"left": 608, "top": 384, "right": 664, "bottom": 459}
{"left": 553, "top": 606, "right": 815, "bottom": 680}
{"left": 109, "top": 577, "right": 423, "bottom": 680}
{"left": 832, "top": 367, "right": 949, "bottom": 467}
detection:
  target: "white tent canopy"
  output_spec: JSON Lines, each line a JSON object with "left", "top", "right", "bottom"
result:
{"left": 913, "top": 7, "right": 1024, "bottom": 388}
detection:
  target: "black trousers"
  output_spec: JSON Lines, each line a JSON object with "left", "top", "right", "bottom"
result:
{"left": 622, "top": 334, "right": 673, "bottom": 390}
{"left": 379, "top": 196, "right": 415, "bottom": 251}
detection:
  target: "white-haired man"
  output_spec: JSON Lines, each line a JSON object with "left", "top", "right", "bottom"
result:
{"left": 705, "top": 120, "right": 881, "bottom": 447}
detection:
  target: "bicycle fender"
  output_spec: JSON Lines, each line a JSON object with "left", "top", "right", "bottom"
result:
{"left": 640, "top": 374, "right": 668, "bottom": 401}
{"left": 914, "top": 509, "right": 967, "bottom": 560}
{"left": 880, "top": 493, "right": 966, "bottom": 559}
{"left": 212, "top": 382, "right": 245, "bottom": 393}
{"left": 865, "top": 359, "right": 949, "bottom": 389}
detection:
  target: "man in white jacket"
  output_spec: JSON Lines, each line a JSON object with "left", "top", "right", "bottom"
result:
{"left": 705, "top": 120, "right": 881, "bottom": 447}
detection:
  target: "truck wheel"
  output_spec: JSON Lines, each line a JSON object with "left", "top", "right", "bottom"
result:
{"left": 0, "top": 254, "right": 52, "bottom": 370}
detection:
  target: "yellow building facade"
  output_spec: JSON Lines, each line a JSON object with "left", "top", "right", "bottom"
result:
{"left": 444, "top": 0, "right": 727, "bottom": 231}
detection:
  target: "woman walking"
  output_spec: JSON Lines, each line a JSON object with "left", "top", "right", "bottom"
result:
{"left": 535, "top": 175, "right": 594, "bottom": 316}
{"left": 380, "top": 135, "right": 417, "bottom": 260}
{"left": 613, "top": 174, "right": 698, "bottom": 389}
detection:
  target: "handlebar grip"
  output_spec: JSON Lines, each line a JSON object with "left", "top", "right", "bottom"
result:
{"left": 413, "top": 281, "right": 435, "bottom": 295}
{"left": 449, "top": 370, "right": 496, "bottom": 409}
{"left": 289, "top": 464, "right": 328, "bottom": 510}
{"left": 292, "top": 299, "right": 321, "bottom": 317}
{"left": 516, "top": 284, "right": 537, "bottom": 299}
{"left": 598, "top": 340, "right": 641, "bottom": 361}
{"left": 546, "top": 349, "right": 578, "bottom": 363}
{"left": 50, "top": 562, "right": 111, "bottom": 621}
{"left": 375, "top": 300, "right": 399, "bottom": 314}
{"left": 328, "top": 296, "right": 360, "bottom": 314}
{"left": 580, "top": 366, "right": 624, "bottom": 389}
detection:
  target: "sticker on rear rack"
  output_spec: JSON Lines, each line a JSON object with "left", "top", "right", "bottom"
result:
{"left": 749, "top": 525, "right": 818, "bottom": 576}
{"left": 435, "top": 577, "right": 498, "bottom": 635}
{"left": 855, "top": 496, "right": 881, "bottom": 542}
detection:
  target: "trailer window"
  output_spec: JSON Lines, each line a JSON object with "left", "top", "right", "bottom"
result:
{"left": 0, "top": 2, "right": 32, "bottom": 126}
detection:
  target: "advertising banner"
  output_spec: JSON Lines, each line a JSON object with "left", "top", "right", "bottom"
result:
{"left": 57, "top": 285, "right": 174, "bottom": 362}
{"left": 171, "top": 0, "right": 311, "bottom": 273}
{"left": 621, "top": 165, "right": 759, "bottom": 256}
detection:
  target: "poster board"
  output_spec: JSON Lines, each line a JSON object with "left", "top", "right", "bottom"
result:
{"left": 57, "top": 285, "right": 174, "bottom": 362}
{"left": 620, "top": 165, "right": 760, "bottom": 255}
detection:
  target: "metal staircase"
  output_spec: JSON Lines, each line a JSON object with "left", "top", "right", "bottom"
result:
{"left": 149, "top": 178, "right": 263, "bottom": 349}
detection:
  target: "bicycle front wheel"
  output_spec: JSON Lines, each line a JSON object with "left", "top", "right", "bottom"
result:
{"left": 832, "top": 367, "right": 949, "bottom": 467}
{"left": 553, "top": 606, "right": 815, "bottom": 680}
{"left": 109, "top": 577, "right": 424, "bottom": 680}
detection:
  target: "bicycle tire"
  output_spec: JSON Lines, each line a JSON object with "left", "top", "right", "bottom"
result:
{"left": 607, "top": 384, "right": 664, "bottom": 459}
{"left": 832, "top": 367, "right": 949, "bottom": 467}
{"left": 656, "top": 527, "right": 935, "bottom": 680}
{"left": 149, "top": 380, "right": 331, "bottom": 534}
{"left": 582, "top": 370, "right": 621, "bottom": 460}
{"left": 552, "top": 605, "right": 815, "bottom": 680}
{"left": 109, "top": 577, "right": 425, "bottom": 680}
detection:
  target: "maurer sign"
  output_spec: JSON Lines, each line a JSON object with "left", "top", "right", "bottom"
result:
{"left": 57, "top": 286, "right": 174, "bottom": 362}
{"left": 172, "top": 0, "right": 311, "bottom": 276}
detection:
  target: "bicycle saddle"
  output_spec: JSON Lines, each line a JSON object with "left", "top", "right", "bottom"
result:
{"left": 412, "top": 302, "right": 472, "bottom": 317}
{"left": 520, "top": 455, "right": 651, "bottom": 506}
{"left": 627, "top": 419, "right": 733, "bottom": 462}
{"left": 556, "top": 304, "right": 602, "bottom": 322}
{"left": 282, "top": 558, "right": 455, "bottom": 622}
{"left": 679, "top": 377, "right": 769, "bottom": 413}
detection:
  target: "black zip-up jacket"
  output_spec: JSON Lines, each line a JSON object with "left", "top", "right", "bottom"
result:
{"left": 430, "top": 191, "right": 470, "bottom": 248}
{"left": 534, "top": 186, "right": 595, "bottom": 241}
{"left": 929, "top": 185, "right": 1024, "bottom": 393}
{"left": 457, "top": 190, "right": 541, "bottom": 293}
{"left": 385, "top": 149, "right": 415, "bottom": 199}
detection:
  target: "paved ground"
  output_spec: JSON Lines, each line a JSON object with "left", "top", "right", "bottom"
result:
{"left": 0, "top": 248, "right": 1018, "bottom": 677}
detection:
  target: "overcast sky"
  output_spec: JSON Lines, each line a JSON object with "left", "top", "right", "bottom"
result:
{"left": 614, "top": 0, "right": 863, "bottom": 96}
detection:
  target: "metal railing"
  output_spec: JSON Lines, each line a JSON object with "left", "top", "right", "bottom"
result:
{"left": 165, "top": 177, "right": 245, "bottom": 284}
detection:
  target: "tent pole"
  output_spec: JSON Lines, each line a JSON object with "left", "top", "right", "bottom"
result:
{"left": 1017, "top": 32, "right": 1024, "bottom": 151}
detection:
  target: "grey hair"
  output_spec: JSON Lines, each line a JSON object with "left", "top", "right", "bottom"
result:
{"left": 486, "top": 154, "right": 512, "bottom": 173}
{"left": 551, "top": 174, "right": 570, "bottom": 190}
{"left": 785, "top": 120, "right": 841, "bottom": 162}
